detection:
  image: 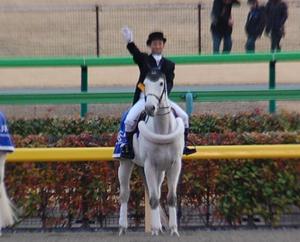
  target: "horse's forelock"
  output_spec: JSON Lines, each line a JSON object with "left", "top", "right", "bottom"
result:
{"left": 146, "top": 72, "right": 166, "bottom": 83}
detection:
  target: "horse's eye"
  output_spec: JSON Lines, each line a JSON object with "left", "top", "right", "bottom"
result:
{"left": 160, "top": 82, "right": 163, "bottom": 86}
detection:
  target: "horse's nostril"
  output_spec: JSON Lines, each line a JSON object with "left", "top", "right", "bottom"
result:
{"left": 145, "top": 105, "right": 155, "bottom": 115}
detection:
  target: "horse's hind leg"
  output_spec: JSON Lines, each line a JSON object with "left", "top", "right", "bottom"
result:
{"left": 166, "top": 159, "right": 182, "bottom": 237}
{"left": 118, "top": 160, "right": 134, "bottom": 235}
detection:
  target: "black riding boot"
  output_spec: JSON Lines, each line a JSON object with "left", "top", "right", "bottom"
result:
{"left": 183, "top": 128, "right": 197, "bottom": 155}
{"left": 121, "top": 132, "right": 135, "bottom": 159}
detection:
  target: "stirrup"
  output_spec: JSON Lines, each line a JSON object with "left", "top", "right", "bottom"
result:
{"left": 183, "top": 147, "right": 197, "bottom": 155}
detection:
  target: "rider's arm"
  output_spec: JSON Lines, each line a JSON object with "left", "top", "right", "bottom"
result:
{"left": 127, "top": 42, "right": 147, "bottom": 66}
{"left": 122, "top": 26, "right": 147, "bottom": 65}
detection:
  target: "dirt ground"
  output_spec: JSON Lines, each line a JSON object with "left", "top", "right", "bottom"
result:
{"left": 0, "top": 0, "right": 299, "bottom": 89}
{"left": 2, "top": 229, "right": 300, "bottom": 242}
{"left": 0, "top": 0, "right": 299, "bottom": 118}
{"left": 0, "top": 0, "right": 291, "bottom": 6}
{"left": 0, "top": 0, "right": 298, "bottom": 56}
{"left": 1, "top": 62, "right": 300, "bottom": 89}
{"left": 0, "top": 0, "right": 299, "bottom": 88}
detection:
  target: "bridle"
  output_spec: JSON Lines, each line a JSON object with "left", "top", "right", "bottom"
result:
{"left": 145, "top": 78, "right": 171, "bottom": 116}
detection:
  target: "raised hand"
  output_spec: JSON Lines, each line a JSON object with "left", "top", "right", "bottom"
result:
{"left": 121, "top": 26, "right": 133, "bottom": 43}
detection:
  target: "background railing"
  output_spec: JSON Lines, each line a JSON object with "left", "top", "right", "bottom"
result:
{"left": 1, "top": 52, "right": 300, "bottom": 116}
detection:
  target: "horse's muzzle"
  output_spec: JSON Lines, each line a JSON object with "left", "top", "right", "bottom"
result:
{"left": 145, "top": 104, "right": 156, "bottom": 117}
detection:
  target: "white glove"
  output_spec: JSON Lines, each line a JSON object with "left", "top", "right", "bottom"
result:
{"left": 121, "top": 26, "right": 133, "bottom": 43}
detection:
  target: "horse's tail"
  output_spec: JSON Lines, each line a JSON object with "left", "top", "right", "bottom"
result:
{"left": 0, "top": 159, "right": 17, "bottom": 228}
{"left": 138, "top": 118, "right": 184, "bottom": 144}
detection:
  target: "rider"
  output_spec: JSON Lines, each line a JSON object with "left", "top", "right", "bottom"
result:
{"left": 121, "top": 27, "right": 196, "bottom": 159}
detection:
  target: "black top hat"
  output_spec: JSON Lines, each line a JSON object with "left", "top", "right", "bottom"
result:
{"left": 146, "top": 32, "right": 167, "bottom": 46}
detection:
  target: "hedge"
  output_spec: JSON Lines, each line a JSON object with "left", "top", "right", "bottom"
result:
{"left": 4, "top": 111, "right": 300, "bottom": 228}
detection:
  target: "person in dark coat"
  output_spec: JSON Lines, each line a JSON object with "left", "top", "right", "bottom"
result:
{"left": 211, "top": 0, "right": 240, "bottom": 54}
{"left": 265, "top": 0, "right": 288, "bottom": 52}
{"left": 127, "top": 33, "right": 175, "bottom": 107}
{"left": 120, "top": 27, "right": 196, "bottom": 159}
{"left": 245, "top": 0, "right": 266, "bottom": 52}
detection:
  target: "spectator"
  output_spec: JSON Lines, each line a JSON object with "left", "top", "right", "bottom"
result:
{"left": 265, "top": 0, "right": 288, "bottom": 52}
{"left": 245, "top": 0, "right": 266, "bottom": 52}
{"left": 211, "top": 0, "right": 240, "bottom": 54}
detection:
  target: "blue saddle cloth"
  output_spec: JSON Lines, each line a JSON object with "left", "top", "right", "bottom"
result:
{"left": 0, "top": 112, "right": 14, "bottom": 152}
{"left": 113, "top": 111, "right": 129, "bottom": 158}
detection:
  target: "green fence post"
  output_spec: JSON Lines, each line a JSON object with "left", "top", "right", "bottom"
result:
{"left": 269, "top": 61, "right": 276, "bottom": 113}
{"left": 185, "top": 92, "right": 194, "bottom": 116}
{"left": 81, "top": 66, "right": 88, "bottom": 117}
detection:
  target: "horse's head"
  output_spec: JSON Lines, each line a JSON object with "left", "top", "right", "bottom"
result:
{"left": 144, "top": 70, "right": 167, "bottom": 117}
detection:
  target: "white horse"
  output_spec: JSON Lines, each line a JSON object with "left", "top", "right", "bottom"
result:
{"left": 0, "top": 152, "right": 16, "bottom": 236}
{"left": 118, "top": 70, "right": 184, "bottom": 236}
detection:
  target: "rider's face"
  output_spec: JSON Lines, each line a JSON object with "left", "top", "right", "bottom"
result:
{"left": 150, "top": 40, "right": 165, "bottom": 54}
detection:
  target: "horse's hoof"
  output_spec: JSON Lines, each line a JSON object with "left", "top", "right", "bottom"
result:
{"left": 151, "top": 228, "right": 161, "bottom": 236}
{"left": 119, "top": 227, "right": 127, "bottom": 236}
{"left": 151, "top": 227, "right": 164, "bottom": 236}
{"left": 170, "top": 227, "right": 180, "bottom": 237}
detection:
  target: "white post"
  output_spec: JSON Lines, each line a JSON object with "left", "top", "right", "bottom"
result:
{"left": 144, "top": 190, "right": 151, "bottom": 232}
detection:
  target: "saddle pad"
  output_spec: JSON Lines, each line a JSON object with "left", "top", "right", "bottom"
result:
{"left": 113, "top": 111, "right": 129, "bottom": 158}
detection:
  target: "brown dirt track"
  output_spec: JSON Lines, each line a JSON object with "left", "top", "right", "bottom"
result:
{"left": 2, "top": 229, "right": 300, "bottom": 242}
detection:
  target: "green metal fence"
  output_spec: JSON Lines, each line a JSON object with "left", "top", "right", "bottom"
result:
{"left": 1, "top": 51, "right": 300, "bottom": 116}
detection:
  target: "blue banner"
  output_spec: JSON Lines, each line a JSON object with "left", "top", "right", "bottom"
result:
{"left": 0, "top": 112, "right": 15, "bottom": 152}
{"left": 113, "top": 111, "right": 129, "bottom": 158}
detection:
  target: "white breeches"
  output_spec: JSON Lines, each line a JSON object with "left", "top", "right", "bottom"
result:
{"left": 170, "top": 101, "right": 189, "bottom": 129}
{"left": 124, "top": 97, "right": 189, "bottom": 132}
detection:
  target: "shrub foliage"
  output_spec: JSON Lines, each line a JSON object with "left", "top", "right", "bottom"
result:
{"left": 5, "top": 111, "right": 300, "bottom": 228}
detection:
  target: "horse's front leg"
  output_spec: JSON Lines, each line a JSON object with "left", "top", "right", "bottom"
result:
{"left": 144, "top": 161, "right": 163, "bottom": 236}
{"left": 166, "top": 159, "right": 182, "bottom": 237}
{"left": 118, "top": 160, "right": 134, "bottom": 235}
